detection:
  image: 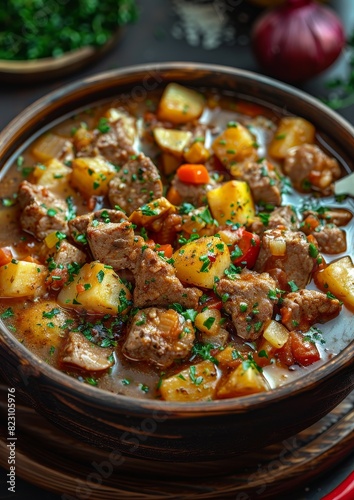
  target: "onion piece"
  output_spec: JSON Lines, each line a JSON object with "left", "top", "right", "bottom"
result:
{"left": 251, "top": 0, "right": 345, "bottom": 82}
{"left": 263, "top": 320, "right": 289, "bottom": 348}
{"left": 269, "top": 237, "right": 286, "bottom": 256}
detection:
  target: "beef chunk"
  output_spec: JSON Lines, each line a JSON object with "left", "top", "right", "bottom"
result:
{"left": 304, "top": 223, "right": 346, "bottom": 254}
{"left": 69, "top": 209, "right": 127, "bottom": 246}
{"left": 108, "top": 153, "right": 163, "bottom": 215}
{"left": 216, "top": 270, "right": 277, "bottom": 340}
{"left": 280, "top": 289, "right": 342, "bottom": 331}
{"left": 133, "top": 247, "right": 202, "bottom": 309}
{"left": 170, "top": 175, "right": 218, "bottom": 207}
{"left": 123, "top": 307, "right": 195, "bottom": 368}
{"left": 68, "top": 213, "right": 93, "bottom": 244}
{"left": 50, "top": 241, "right": 86, "bottom": 267}
{"left": 283, "top": 144, "right": 341, "bottom": 193}
{"left": 312, "top": 227, "right": 346, "bottom": 255}
{"left": 267, "top": 206, "right": 298, "bottom": 230}
{"left": 60, "top": 332, "right": 114, "bottom": 372}
{"left": 96, "top": 119, "right": 135, "bottom": 166}
{"left": 238, "top": 160, "right": 282, "bottom": 206}
{"left": 249, "top": 205, "right": 298, "bottom": 236}
{"left": 87, "top": 219, "right": 144, "bottom": 271}
{"left": 88, "top": 117, "right": 136, "bottom": 166}
{"left": 18, "top": 180, "right": 68, "bottom": 240}
{"left": 300, "top": 212, "right": 347, "bottom": 254}
{"left": 302, "top": 208, "right": 353, "bottom": 227}
{"left": 254, "top": 228, "right": 316, "bottom": 289}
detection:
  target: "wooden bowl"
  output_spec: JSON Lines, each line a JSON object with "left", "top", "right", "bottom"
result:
{"left": 0, "top": 31, "right": 122, "bottom": 84}
{"left": 0, "top": 63, "right": 353, "bottom": 461}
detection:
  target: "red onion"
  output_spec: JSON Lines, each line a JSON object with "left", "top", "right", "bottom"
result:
{"left": 251, "top": 0, "right": 346, "bottom": 83}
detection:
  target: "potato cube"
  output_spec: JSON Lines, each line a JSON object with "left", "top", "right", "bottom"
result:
{"left": 207, "top": 180, "right": 255, "bottom": 226}
{"left": 195, "top": 308, "right": 221, "bottom": 336}
{"left": 217, "top": 364, "right": 269, "bottom": 399}
{"left": 315, "top": 256, "right": 354, "bottom": 310}
{"left": 160, "top": 360, "right": 218, "bottom": 401}
{"left": 16, "top": 300, "right": 71, "bottom": 348}
{"left": 33, "top": 159, "right": 71, "bottom": 186}
{"left": 33, "top": 158, "right": 75, "bottom": 200}
{"left": 153, "top": 127, "right": 192, "bottom": 157}
{"left": 268, "top": 117, "right": 315, "bottom": 160}
{"left": 57, "top": 262, "right": 132, "bottom": 315}
{"left": 212, "top": 124, "right": 256, "bottom": 168}
{"left": 173, "top": 235, "right": 231, "bottom": 289}
{"left": 184, "top": 141, "right": 210, "bottom": 164}
{"left": 0, "top": 261, "right": 47, "bottom": 298}
{"left": 157, "top": 83, "right": 205, "bottom": 124}
{"left": 70, "top": 157, "right": 117, "bottom": 197}
{"left": 129, "top": 197, "right": 176, "bottom": 227}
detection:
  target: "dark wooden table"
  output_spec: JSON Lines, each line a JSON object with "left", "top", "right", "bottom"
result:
{"left": 0, "top": 0, "right": 353, "bottom": 498}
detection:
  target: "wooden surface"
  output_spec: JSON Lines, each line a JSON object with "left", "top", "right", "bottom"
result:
{"left": 0, "top": 384, "right": 353, "bottom": 499}
{"left": 0, "top": 0, "right": 353, "bottom": 498}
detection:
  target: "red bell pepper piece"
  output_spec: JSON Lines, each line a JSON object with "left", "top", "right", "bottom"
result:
{"left": 230, "top": 227, "right": 261, "bottom": 269}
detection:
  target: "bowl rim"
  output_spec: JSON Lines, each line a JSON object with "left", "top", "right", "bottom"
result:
{"left": 0, "top": 61, "right": 353, "bottom": 415}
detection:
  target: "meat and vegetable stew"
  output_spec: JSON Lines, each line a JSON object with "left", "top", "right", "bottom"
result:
{"left": 0, "top": 82, "right": 353, "bottom": 401}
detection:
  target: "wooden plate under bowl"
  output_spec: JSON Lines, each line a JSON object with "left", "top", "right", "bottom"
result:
{"left": 0, "top": 384, "right": 353, "bottom": 499}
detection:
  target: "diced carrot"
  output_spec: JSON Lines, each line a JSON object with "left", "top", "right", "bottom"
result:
{"left": 303, "top": 214, "right": 320, "bottom": 231}
{"left": 307, "top": 234, "right": 318, "bottom": 245}
{"left": 0, "top": 247, "right": 13, "bottom": 267}
{"left": 157, "top": 244, "right": 173, "bottom": 258}
{"left": 280, "top": 306, "right": 292, "bottom": 325}
{"left": 176, "top": 164, "right": 210, "bottom": 184}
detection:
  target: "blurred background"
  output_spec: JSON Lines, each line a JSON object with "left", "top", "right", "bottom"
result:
{"left": 0, "top": 0, "right": 353, "bottom": 499}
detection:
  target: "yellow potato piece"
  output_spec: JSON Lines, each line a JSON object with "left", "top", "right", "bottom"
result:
{"left": 207, "top": 180, "right": 255, "bottom": 226}
{"left": 160, "top": 360, "right": 219, "bottom": 402}
{"left": 16, "top": 300, "right": 71, "bottom": 348}
{"left": 153, "top": 127, "right": 192, "bottom": 157}
{"left": 70, "top": 157, "right": 117, "bottom": 197}
{"left": 173, "top": 235, "right": 231, "bottom": 289}
{"left": 268, "top": 117, "right": 315, "bottom": 160}
{"left": 157, "top": 83, "right": 205, "bottom": 124}
{"left": 129, "top": 197, "right": 176, "bottom": 227}
{"left": 58, "top": 262, "right": 132, "bottom": 315}
{"left": 212, "top": 124, "right": 256, "bottom": 168}
{"left": 184, "top": 141, "right": 210, "bottom": 164}
{"left": 217, "top": 364, "right": 269, "bottom": 399}
{"left": 195, "top": 309, "right": 221, "bottom": 336}
{"left": 0, "top": 261, "right": 47, "bottom": 298}
{"left": 315, "top": 256, "right": 354, "bottom": 310}
{"left": 33, "top": 158, "right": 75, "bottom": 199}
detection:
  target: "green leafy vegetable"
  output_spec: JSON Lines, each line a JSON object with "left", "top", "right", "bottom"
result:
{"left": 0, "top": 0, "right": 138, "bottom": 61}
